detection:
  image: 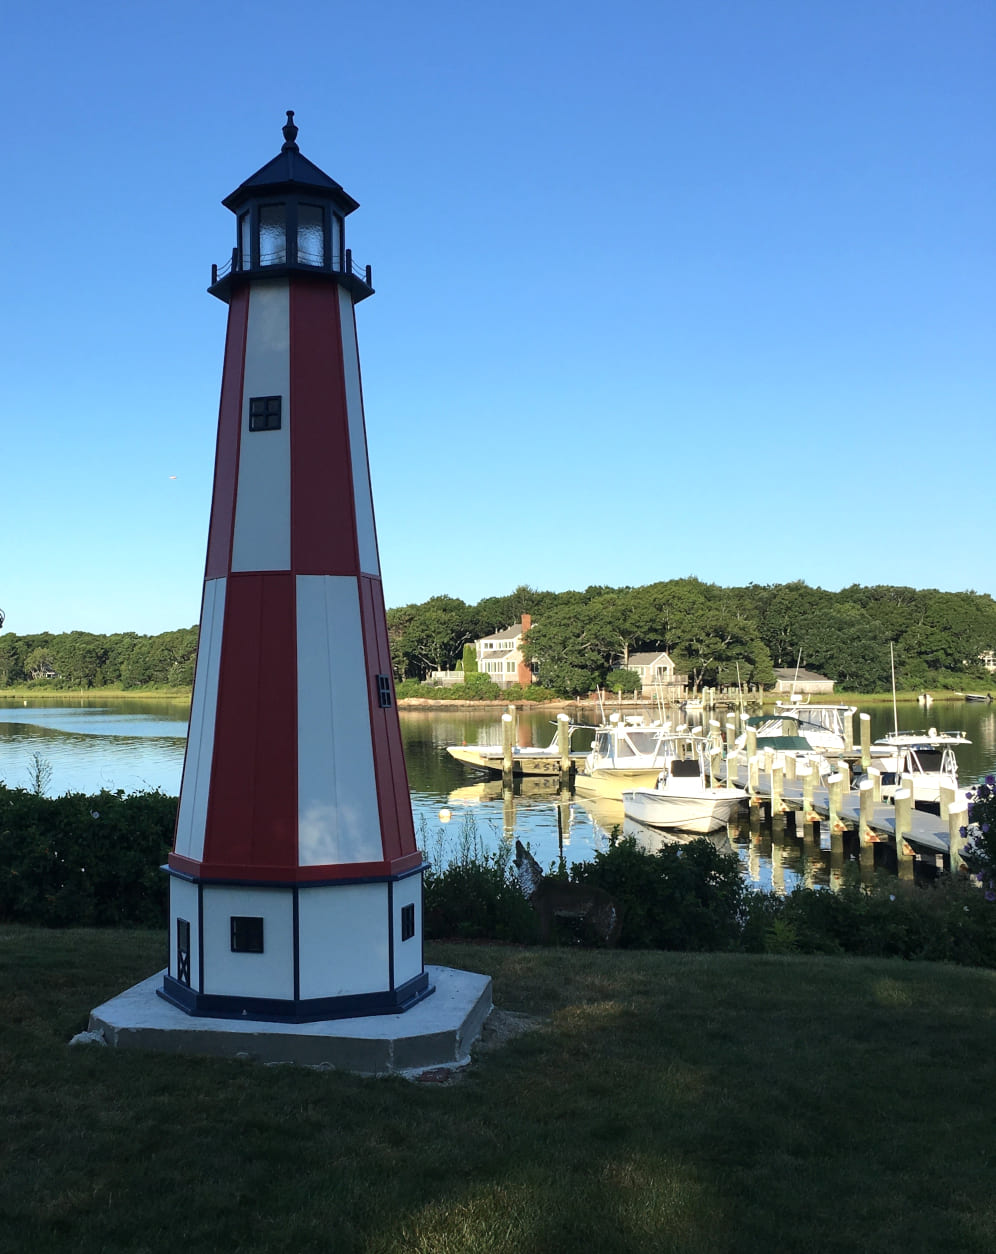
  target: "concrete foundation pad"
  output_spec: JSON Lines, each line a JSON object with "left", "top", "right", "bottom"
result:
{"left": 87, "top": 966, "right": 493, "bottom": 1076}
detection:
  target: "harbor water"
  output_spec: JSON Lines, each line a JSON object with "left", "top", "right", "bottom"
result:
{"left": 2, "top": 696, "right": 995, "bottom": 894}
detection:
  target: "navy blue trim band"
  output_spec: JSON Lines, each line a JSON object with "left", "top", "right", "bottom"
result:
{"left": 162, "top": 863, "right": 428, "bottom": 889}
{"left": 157, "top": 971, "right": 433, "bottom": 1023}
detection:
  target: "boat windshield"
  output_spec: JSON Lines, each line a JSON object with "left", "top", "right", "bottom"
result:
{"left": 628, "top": 731, "right": 665, "bottom": 755}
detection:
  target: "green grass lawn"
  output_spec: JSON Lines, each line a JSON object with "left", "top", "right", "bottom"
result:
{"left": 2, "top": 927, "right": 995, "bottom": 1254}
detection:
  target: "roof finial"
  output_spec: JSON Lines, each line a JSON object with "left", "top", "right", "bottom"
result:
{"left": 281, "top": 110, "right": 299, "bottom": 152}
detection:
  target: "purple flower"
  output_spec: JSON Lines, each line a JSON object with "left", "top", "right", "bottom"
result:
{"left": 983, "top": 823, "right": 991, "bottom": 834}
{"left": 987, "top": 775, "right": 995, "bottom": 786}
{"left": 986, "top": 891, "right": 996, "bottom": 903}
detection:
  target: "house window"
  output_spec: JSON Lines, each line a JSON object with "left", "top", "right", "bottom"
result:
{"left": 249, "top": 396, "right": 282, "bottom": 432}
{"left": 401, "top": 903, "right": 415, "bottom": 941}
{"left": 176, "top": 918, "right": 191, "bottom": 986}
{"left": 377, "top": 674, "right": 392, "bottom": 708}
{"left": 230, "top": 916, "right": 264, "bottom": 953}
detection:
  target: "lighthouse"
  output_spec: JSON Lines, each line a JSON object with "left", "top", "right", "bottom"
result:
{"left": 160, "top": 113, "right": 430, "bottom": 1023}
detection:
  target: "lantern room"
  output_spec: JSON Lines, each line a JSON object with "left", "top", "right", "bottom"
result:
{"left": 209, "top": 111, "right": 373, "bottom": 303}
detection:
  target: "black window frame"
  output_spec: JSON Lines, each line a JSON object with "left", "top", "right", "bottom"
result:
{"left": 377, "top": 674, "right": 393, "bottom": 708}
{"left": 230, "top": 916, "right": 265, "bottom": 954}
{"left": 401, "top": 903, "right": 415, "bottom": 942}
{"left": 249, "top": 395, "right": 282, "bottom": 432}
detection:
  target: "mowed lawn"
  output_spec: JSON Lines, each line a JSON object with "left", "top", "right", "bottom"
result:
{"left": 2, "top": 926, "right": 995, "bottom": 1254}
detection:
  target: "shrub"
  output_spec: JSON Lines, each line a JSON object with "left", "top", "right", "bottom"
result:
{"left": 741, "top": 873, "right": 996, "bottom": 966}
{"left": 960, "top": 775, "right": 996, "bottom": 899}
{"left": 0, "top": 784, "right": 176, "bottom": 928}
{"left": 604, "top": 668, "right": 642, "bottom": 695}
{"left": 500, "top": 683, "right": 560, "bottom": 703}
{"left": 569, "top": 836, "right": 746, "bottom": 950}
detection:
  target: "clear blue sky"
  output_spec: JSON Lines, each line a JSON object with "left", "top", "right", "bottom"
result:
{"left": 3, "top": 0, "right": 993, "bottom": 636}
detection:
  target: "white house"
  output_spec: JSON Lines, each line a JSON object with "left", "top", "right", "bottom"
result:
{"left": 621, "top": 651, "right": 682, "bottom": 698}
{"left": 475, "top": 614, "right": 535, "bottom": 689}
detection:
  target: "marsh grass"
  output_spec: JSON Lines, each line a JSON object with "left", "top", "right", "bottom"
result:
{"left": 3, "top": 928, "right": 996, "bottom": 1252}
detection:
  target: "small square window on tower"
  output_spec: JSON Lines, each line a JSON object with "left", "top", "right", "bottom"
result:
{"left": 230, "top": 916, "right": 265, "bottom": 953}
{"left": 249, "top": 395, "right": 282, "bottom": 432}
{"left": 377, "top": 674, "right": 393, "bottom": 708}
{"left": 401, "top": 903, "right": 415, "bottom": 942}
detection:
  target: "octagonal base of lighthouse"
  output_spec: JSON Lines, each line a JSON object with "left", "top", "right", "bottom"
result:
{"left": 87, "top": 965, "right": 492, "bottom": 1077}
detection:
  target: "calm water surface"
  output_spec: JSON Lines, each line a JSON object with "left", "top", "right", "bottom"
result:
{"left": 3, "top": 696, "right": 995, "bottom": 893}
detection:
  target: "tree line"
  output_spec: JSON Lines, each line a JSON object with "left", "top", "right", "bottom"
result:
{"left": 2, "top": 579, "right": 996, "bottom": 696}
{"left": 0, "top": 628, "right": 198, "bottom": 690}
{"left": 387, "top": 579, "right": 996, "bottom": 696}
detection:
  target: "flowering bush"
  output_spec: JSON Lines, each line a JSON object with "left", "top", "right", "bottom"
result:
{"left": 961, "top": 775, "right": 996, "bottom": 902}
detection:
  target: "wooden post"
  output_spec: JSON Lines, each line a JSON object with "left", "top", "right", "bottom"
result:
{"left": 868, "top": 765, "right": 882, "bottom": 803}
{"left": 939, "top": 781, "right": 955, "bottom": 824}
{"left": 843, "top": 710, "right": 854, "bottom": 753}
{"left": 725, "top": 720, "right": 736, "bottom": 754}
{"left": 556, "top": 712, "right": 571, "bottom": 785}
{"left": 784, "top": 752, "right": 797, "bottom": 782}
{"left": 709, "top": 746, "right": 723, "bottom": 789}
{"left": 947, "top": 797, "right": 969, "bottom": 874}
{"left": 837, "top": 759, "right": 850, "bottom": 793}
{"left": 726, "top": 749, "right": 739, "bottom": 789}
{"left": 827, "top": 772, "right": 845, "bottom": 835}
{"left": 748, "top": 753, "right": 760, "bottom": 803}
{"left": 894, "top": 787, "right": 913, "bottom": 871}
{"left": 501, "top": 712, "right": 514, "bottom": 782}
{"left": 858, "top": 778, "right": 874, "bottom": 845}
{"left": 859, "top": 713, "right": 871, "bottom": 771}
{"left": 746, "top": 725, "right": 757, "bottom": 759}
{"left": 771, "top": 756, "right": 784, "bottom": 813}
{"left": 799, "top": 762, "right": 813, "bottom": 813}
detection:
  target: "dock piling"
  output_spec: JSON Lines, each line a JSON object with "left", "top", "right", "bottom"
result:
{"left": 894, "top": 787, "right": 913, "bottom": 874}
{"left": 947, "top": 798, "right": 969, "bottom": 874}
{"left": 859, "top": 713, "right": 871, "bottom": 771}
{"left": 858, "top": 778, "right": 874, "bottom": 845}
{"left": 501, "top": 713, "right": 514, "bottom": 783}
{"left": 827, "top": 772, "right": 846, "bottom": 835}
{"left": 556, "top": 712, "right": 572, "bottom": 786}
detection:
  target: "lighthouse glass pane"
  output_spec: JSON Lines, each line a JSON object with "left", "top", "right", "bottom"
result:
{"left": 297, "top": 204, "right": 325, "bottom": 266}
{"left": 331, "top": 214, "right": 342, "bottom": 268}
{"left": 239, "top": 213, "right": 251, "bottom": 270}
{"left": 259, "top": 204, "right": 286, "bottom": 266}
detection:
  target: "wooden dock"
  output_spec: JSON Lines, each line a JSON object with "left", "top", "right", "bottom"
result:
{"left": 719, "top": 759, "right": 965, "bottom": 867}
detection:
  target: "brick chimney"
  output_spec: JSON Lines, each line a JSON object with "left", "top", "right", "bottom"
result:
{"left": 517, "top": 614, "right": 533, "bottom": 686}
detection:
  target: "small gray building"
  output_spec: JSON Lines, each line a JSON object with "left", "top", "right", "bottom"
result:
{"left": 772, "top": 668, "right": 834, "bottom": 695}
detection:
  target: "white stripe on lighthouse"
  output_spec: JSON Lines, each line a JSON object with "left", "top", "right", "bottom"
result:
{"left": 296, "top": 575, "right": 383, "bottom": 865}
{"left": 232, "top": 282, "right": 291, "bottom": 572}
{"left": 338, "top": 287, "right": 379, "bottom": 577}
{"left": 174, "top": 577, "right": 227, "bottom": 860}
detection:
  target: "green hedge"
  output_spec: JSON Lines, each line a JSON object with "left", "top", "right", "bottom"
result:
{"left": 0, "top": 785, "right": 175, "bottom": 928}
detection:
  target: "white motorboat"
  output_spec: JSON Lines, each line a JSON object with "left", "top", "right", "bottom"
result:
{"left": 878, "top": 742, "right": 963, "bottom": 812}
{"left": 622, "top": 745, "right": 748, "bottom": 834}
{"left": 738, "top": 699, "right": 857, "bottom": 754}
{"left": 446, "top": 727, "right": 587, "bottom": 776}
{"left": 574, "top": 715, "right": 694, "bottom": 800}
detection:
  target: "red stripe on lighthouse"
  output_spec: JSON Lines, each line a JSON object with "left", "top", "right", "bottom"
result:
{"left": 201, "top": 572, "right": 299, "bottom": 873}
{"left": 205, "top": 287, "right": 249, "bottom": 580}
{"left": 289, "top": 282, "right": 359, "bottom": 574}
{"left": 358, "top": 574, "right": 417, "bottom": 864}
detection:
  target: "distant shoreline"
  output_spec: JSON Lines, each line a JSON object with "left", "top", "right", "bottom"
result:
{"left": 1, "top": 686, "right": 988, "bottom": 709}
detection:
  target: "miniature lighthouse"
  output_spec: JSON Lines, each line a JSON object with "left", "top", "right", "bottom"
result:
{"left": 160, "top": 113, "right": 430, "bottom": 1022}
